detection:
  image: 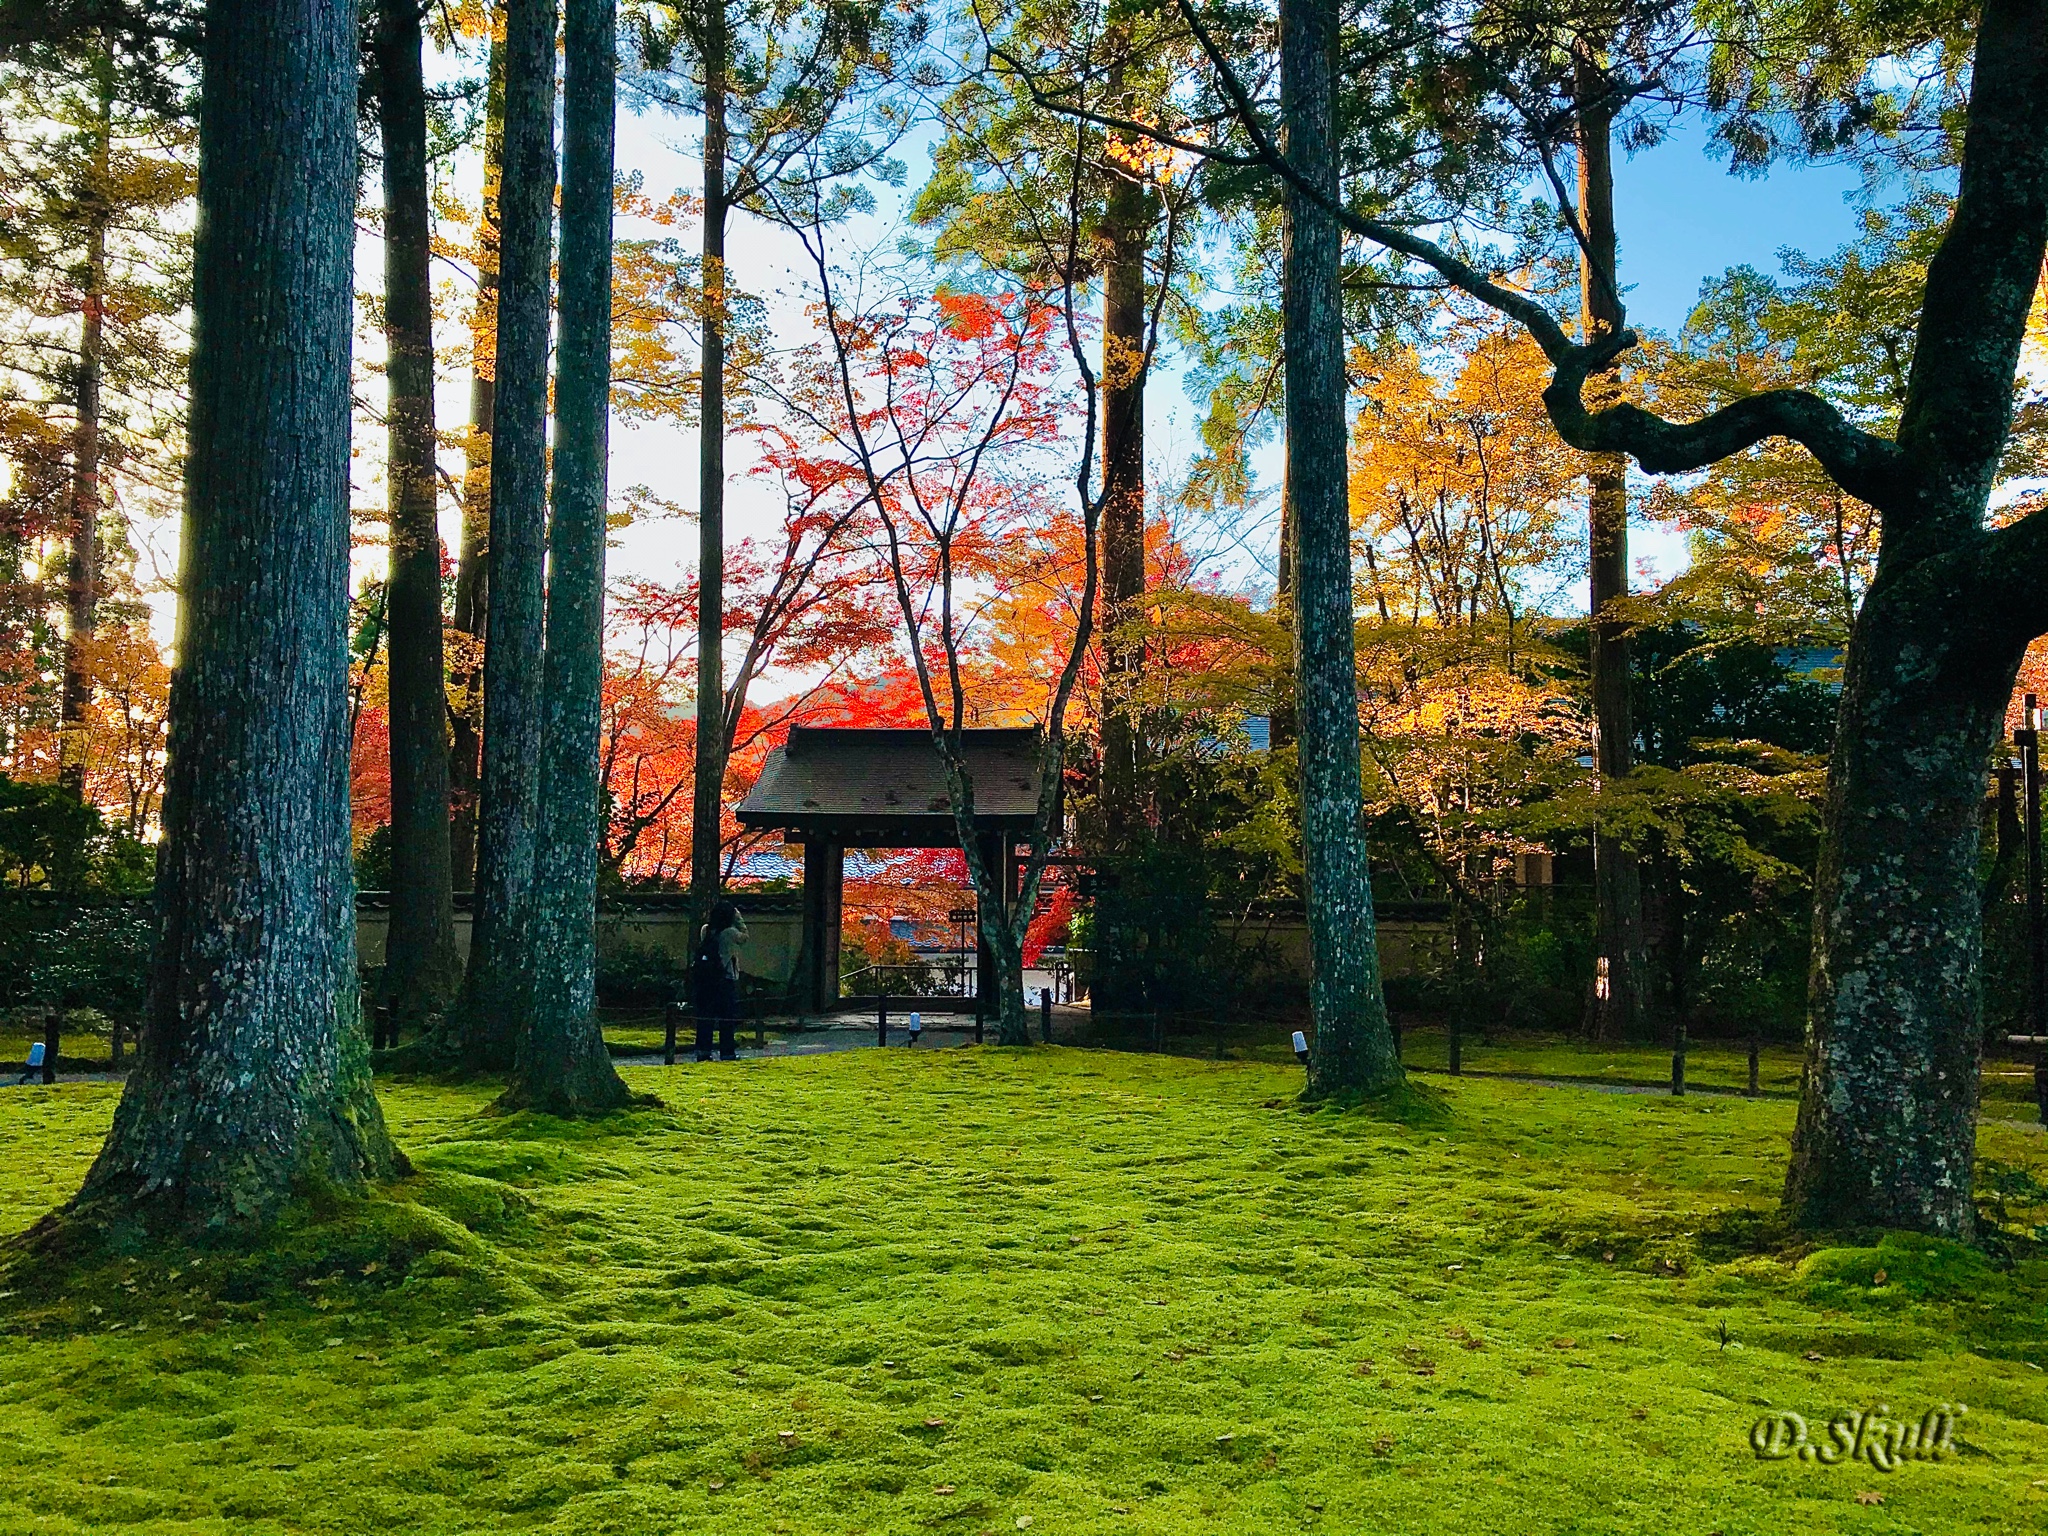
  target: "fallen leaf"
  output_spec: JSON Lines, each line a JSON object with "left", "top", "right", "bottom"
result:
{"left": 708, "top": 1479, "right": 725, "bottom": 1491}
{"left": 924, "top": 1418, "right": 947, "bottom": 1429}
{"left": 1804, "top": 1351, "right": 1825, "bottom": 1363}
{"left": 1602, "top": 1252, "right": 1615, "bottom": 1262}
{"left": 1216, "top": 1433, "right": 1236, "bottom": 1445}
{"left": 934, "top": 1485, "right": 955, "bottom": 1496}
{"left": 1871, "top": 1268, "right": 1888, "bottom": 1286}
{"left": 1552, "top": 1338, "right": 1577, "bottom": 1350}
{"left": 1855, "top": 1491, "right": 1884, "bottom": 1506}
{"left": 1016, "top": 1517, "right": 1034, "bottom": 1529}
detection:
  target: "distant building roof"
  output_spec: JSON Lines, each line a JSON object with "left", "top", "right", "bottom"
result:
{"left": 727, "top": 848, "right": 903, "bottom": 882}
{"left": 736, "top": 726, "right": 1049, "bottom": 847}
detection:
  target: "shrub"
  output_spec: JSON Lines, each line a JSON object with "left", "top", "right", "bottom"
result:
{"left": 593, "top": 938, "right": 689, "bottom": 1007}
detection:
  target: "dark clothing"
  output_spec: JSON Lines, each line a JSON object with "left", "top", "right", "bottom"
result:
{"left": 693, "top": 913, "right": 747, "bottom": 1060}
{"left": 694, "top": 969, "right": 740, "bottom": 1061}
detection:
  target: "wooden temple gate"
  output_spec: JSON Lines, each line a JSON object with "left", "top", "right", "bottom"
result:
{"left": 735, "top": 726, "right": 1052, "bottom": 1012}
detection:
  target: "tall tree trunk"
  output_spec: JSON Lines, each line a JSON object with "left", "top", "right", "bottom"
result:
{"left": 1281, "top": 0, "right": 1401, "bottom": 1098}
{"left": 688, "top": 0, "right": 729, "bottom": 932}
{"left": 450, "top": 8, "right": 504, "bottom": 890}
{"left": 1574, "top": 43, "right": 1647, "bottom": 1040}
{"left": 1097, "top": 59, "right": 1150, "bottom": 852}
{"left": 63, "top": 0, "right": 399, "bottom": 1235}
{"left": 1782, "top": 587, "right": 2012, "bottom": 1235}
{"left": 1782, "top": 0, "right": 2048, "bottom": 1235}
{"left": 454, "top": 0, "right": 555, "bottom": 1068}
{"left": 376, "top": 0, "right": 461, "bottom": 1023}
{"left": 503, "top": 0, "right": 631, "bottom": 1113}
{"left": 57, "top": 46, "right": 112, "bottom": 799}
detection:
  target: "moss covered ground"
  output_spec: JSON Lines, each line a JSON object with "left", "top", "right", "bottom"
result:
{"left": 2, "top": 1048, "right": 2046, "bottom": 1534}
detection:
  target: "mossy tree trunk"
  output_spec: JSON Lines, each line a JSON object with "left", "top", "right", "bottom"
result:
{"left": 454, "top": 0, "right": 555, "bottom": 1069}
{"left": 66, "top": 0, "right": 399, "bottom": 1235}
{"left": 1782, "top": 591, "right": 2016, "bottom": 1233}
{"left": 502, "top": 0, "right": 631, "bottom": 1114}
{"left": 1573, "top": 41, "right": 1647, "bottom": 1041}
{"left": 1280, "top": 0, "right": 1402, "bottom": 1099}
{"left": 688, "top": 0, "right": 730, "bottom": 940}
{"left": 375, "top": 0, "right": 462, "bottom": 1026}
{"left": 1097, "top": 55, "right": 1151, "bottom": 855}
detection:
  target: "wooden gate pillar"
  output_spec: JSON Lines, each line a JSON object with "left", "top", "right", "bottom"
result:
{"left": 802, "top": 839, "right": 845, "bottom": 1012}
{"left": 976, "top": 830, "right": 1007, "bottom": 1004}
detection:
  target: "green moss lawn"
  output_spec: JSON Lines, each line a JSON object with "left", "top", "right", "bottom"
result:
{"left": 3, "top": 1048, "right": 2046, "bottom": 1534}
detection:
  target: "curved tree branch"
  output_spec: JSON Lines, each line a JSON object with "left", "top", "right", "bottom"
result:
{"left": 993, "top": 0, "right": 1907, "bottom": 512}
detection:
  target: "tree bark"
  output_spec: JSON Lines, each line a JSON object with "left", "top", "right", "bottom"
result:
{"left": 375, "top": 0, "right": 461, "bottom": 1025}
{"left": 1097, "top": 62, "right": 1150, "bottom": 852}
{"left": 449, "top": 5, "right": 504, "bottom": 890}
{"left": 688, "top": 0, "right": 729, "bottom": 935}
{"left": 454, "top": 0, "right": 555, "bottom": 1069}
{"left": 503, "top": 0, "right": 631, "bottom": 1113}
{"left": 1281, "top": 0, "right": 1401, "bottom": 1098}
{"left": 976, "top": 842, "right": 1031, "bottom": 1047}
{"left": 1574, "top": 42, "right": 1646, "bottom": 1041}
{"left": 1783, "top": 579, "right": 2014, "bottom": 1235}
{"left": 57, "top": 45, "right": 112, "bottom": 799}
{"left": 65, "top": 0, "right": 399, "bottom": 1234}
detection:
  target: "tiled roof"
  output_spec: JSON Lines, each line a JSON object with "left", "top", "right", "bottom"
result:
{"left": 736, "top": 726, "right": 1047, "bottom": 842}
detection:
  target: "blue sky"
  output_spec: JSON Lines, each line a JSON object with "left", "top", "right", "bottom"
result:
{"left": 1605, "top": 121, "right": 1870, "bottom": 584}
{"left": 1609, "top": 119, "right": 1869, "bottom": 338}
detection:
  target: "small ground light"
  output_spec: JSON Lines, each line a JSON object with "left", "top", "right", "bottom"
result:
{"left": 1292, "top": 1030, "right": 1310, "bottom": 1065}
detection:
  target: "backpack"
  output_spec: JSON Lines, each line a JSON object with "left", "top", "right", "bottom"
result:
{"left": 692, "top": 929, "right": 725, "bottom": 1004}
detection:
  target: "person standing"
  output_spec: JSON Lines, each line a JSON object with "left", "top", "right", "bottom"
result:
{"left": 693, "top": 900, "right": 747, "bottom": 1061}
